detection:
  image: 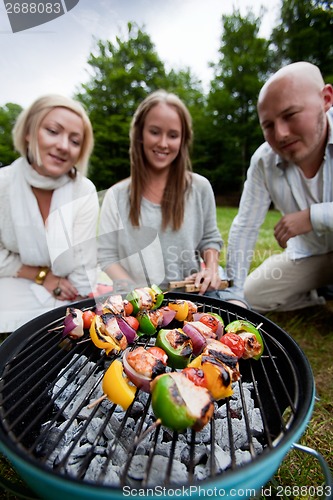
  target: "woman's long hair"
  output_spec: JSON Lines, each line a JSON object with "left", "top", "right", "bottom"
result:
{"left": 129, "top": 90, "right": 193, "bottom": 231}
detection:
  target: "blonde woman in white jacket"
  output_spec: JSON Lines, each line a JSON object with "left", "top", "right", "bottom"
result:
{"left": 0, "top": 94, "right": 99, "bottom": 333}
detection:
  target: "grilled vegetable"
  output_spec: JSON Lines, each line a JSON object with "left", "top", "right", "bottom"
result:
{"left": 159, "top": 306, "right": 177, "bottom": 326}
{"left": 82, "top": 310, "right": 96, "bottom": 330}
{"left": 63, "top": 307, "right": 84, "bottom": 339}
{"left": 225, "top": 320, "right": 264, "bottom": 360}
{"left": 155, "top": 328, "right": 193, "bottom": 369}
{"left": 136, "top": 306, "right": 177, "bottom": 336}
{"left": 102, "top": 294, "right": 126, "bottom": 315}
{"left": 136, "top": 309, "right": 164, "bottom": 336}
{"left": 121, "top": 315, "right": 139, "bottom": 332}
{"left": 147, "top": 346, "right": 168, "bottom": 365}
{"left": 122, "top": 346, "right": 167, "bottom": 393}
{"left": 123, "top": 300, "right": 134, "bottom": 316}
{"left": 126, "top": 288, "right": 152, "bottom": 315}
{"left": 116, "top": 316, "right": 137, "bottom": 343}
{"left": 182, "top": 367, "right": 208, "bottom": 388}
{"left": 181, "top": 322, "right": 207, "bottom": 356}
{"left": 102, "top": 359, "right": 136, "bottom": 410}
{"left": 188, "top": 340, "right": 241, "bottom": 400}
{"left": 203, "top": 338, "right": 241, "bottom": 374}
{"left": 220, "top": 332, "right": 245, "bottom": 358}
{"left": 184, "top": 320, "right": 216, "bottom": 339}
{"left": 151, "top": 372, "right": 214, "bottom": 432}
{"left": 167, "top": 300, "right": 197, "bottom": 321}
{"left": 189, "top": 354, "right": 234, "bottom": 400}
{"left": 182, "top": 319, "right": 221, "bottom": 356}
{"left": 126, "top": 285, "right": 164, "bottom": 315}
{"left": 193, "top": 312, "right": 224, "bottom": 337}
{"left": 90, "top": 313, "right": 128, "bottom": 355}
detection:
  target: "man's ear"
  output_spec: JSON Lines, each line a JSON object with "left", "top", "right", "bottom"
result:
{"left": 322, "top": 84, "right": 333, "bottom": 111}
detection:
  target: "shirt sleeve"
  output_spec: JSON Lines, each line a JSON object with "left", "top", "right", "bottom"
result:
{"left": 0, "top": 169, "right": 23, "bottom": 277}
{"left": 0, "top": 241, "right": 22, "bottom": 277}
{"left": 227, "top": 154, "right": 272, "bottom": 293}
{"left": 310, "top": 202, "right": 333, "bottom": 234}
{"left": 66, "top": 180, "right": 100, "bottom": 295}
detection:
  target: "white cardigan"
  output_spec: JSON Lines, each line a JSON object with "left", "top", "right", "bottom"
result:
{"left": 0, "top": 159, "right": 99, "bottom": 332}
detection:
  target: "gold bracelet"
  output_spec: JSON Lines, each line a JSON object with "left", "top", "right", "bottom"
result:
{"left": 35, "top": 266, "right": 50, "bottom": 285}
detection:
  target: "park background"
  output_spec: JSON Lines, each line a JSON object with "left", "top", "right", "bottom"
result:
{"left": 1, "top": 0, "right": 332, "bottom": 201}
{"left": 0, "top": 0, "right": 332, "bottom": 497}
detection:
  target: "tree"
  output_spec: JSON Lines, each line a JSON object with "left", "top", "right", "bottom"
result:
{"left": 205, "top": 10, "right": 273, "bottom": 195}
{"left": 271, "top": 0, "right": 333, "bottom": 80}
{"left": 164, "top": 68, "right": 208, "bottom": 174}
{"left": 0, "top": 103, "right": 22, "bottom": 167}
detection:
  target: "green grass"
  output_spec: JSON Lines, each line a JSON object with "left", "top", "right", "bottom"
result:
{"left": 216, "top": 206, "right": 282, "bottom": 271}
{"left": 0, "top": 207, "right": 332, "bottom": 499}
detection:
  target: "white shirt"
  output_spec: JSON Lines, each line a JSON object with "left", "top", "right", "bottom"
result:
{"left": 227, "top": 108, "right": 333, "bottom": 293}
{"left": 0, "top": 160, "right": 99, "bottom": 294}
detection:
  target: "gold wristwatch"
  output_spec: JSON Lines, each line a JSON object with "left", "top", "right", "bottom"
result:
{"left": 35, "top": 266, "right": 50, "bottom": 285}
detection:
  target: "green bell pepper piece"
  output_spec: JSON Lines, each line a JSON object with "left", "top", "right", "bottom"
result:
{"left": 225, "top": 320, "right": 264, "bottom": 360}
{"left": 155, "top": 328, "right": 193, "bottom": 369}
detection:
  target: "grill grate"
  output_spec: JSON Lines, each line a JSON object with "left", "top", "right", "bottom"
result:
{"left": 0, "top": 295, "right": 302, "bottom": 490}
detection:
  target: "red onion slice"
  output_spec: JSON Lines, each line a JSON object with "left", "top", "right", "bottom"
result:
{"left": 116, "top": 317, "right": 137, "bottom": 343}
{"left": 160, "top": 306, "right": 177, "bottom": 326}
{"left": 215, "top": 322, "right": 224, "bottom": 340}
{"left": 122, "top": 349, "right": 152, "bottom": 393}
{"left": 63, "top": 309, "right": 84, "bottom": 339}
{"left": 182, "top": 323, "right": 207, "bottom": 356}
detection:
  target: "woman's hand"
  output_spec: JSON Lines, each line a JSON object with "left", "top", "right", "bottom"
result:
{"left": 185, "top": 248, "right": 221, "bottom": 294}
{"left": 44, "top": 272, "right": 79, "bottom": 301}
{"left": 16, "top": 264, "right": 79, "bottom": 301}
{"left": 186, "top": 268, "right": 221, "bottom": 294}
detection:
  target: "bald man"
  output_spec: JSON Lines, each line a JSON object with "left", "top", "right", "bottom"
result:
{"left": 226, "top": 62, "right": 333, "bottom": 312}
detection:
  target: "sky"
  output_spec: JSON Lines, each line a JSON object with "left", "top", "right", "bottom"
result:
{"left": 0, "top": 0, "right": 281, "bottom": 108}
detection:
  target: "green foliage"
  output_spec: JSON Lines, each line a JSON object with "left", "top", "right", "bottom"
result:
{"left": 74, "top": 15, "right": 276, "bottom": 194}
{"left": 271, "top": 0, "right": 333, "bottom": 78}
{"left": 217, "top": 206, "right": 282, "bottom": 268}
{"left": 205, "top": 10, "right": 272, "bottom": 193}
{"left": 0, "top": 103, "right": 22, "bottom": 168}
{"left": 0, "top": 4, "right": 332, "bottom": 196}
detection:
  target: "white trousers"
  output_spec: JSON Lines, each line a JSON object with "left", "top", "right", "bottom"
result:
{"left": 244, "top": 251, "right": 333, "bottom": 312}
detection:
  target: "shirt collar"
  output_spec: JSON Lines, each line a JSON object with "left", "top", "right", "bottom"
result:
{"left": 326, "top": 107, "right": 333, "bottom": 147}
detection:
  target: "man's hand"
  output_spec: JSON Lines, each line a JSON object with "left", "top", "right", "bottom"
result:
{"left": 274, "top": 208, "right": 312, "bottom": 248}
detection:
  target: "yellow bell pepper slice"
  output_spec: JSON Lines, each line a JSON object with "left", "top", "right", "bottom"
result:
{"left": 90, "top": 315, "right": 121, "bottom": 355}
{"left": 168, "top": 300, "right": 189, "bottom": 321}
{"left": 188, "top": 354, "right": 234, "bottom": 400}
{"left": 102, "top": 359, "right": 136, "bottom": 410}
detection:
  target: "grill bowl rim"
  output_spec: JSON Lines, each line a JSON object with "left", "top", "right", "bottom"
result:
{"left": 0, "top": 294, "right": 316, "bottom": 499}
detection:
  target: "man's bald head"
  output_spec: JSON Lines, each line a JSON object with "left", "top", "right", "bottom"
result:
{"left": 256, "top": 61, "right": 333, "bottom": 174}
{"left": 258, "top": 62, "right": 325, "bottom": 106}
